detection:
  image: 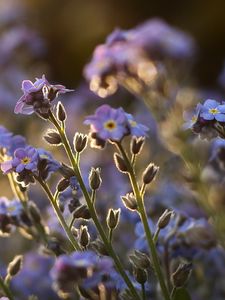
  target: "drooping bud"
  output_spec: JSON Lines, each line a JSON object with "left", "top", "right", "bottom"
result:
{"left": 28, "top": 202, "right": 41, "bottom": 223}
{"left": 172, "top": 263, "right": 192, "bottom": 288}
{"left": 130, "top": 137, "right": 145, "bottom": 155}
{"left": 157, "top": 209, "right": 174, "bottom": 229}
{"left": 106, "top": 208, "right": 120, "bottom": 230}
{"left": 79, "top": 225, "right": 90, "bottom": 248}
{"left": 129, "top": 250, "right": 151, "bottom": 269}
{"left": 59, "top": 163, "right": 75, "bottom": 178}
{"left": 142, "top": 163, "right": 159, "bottom": 185}
{"left": 7, "top": 255, "right": 23, "bottom": 277}
{"left": 57, "top": 178, "right": 70, "bottom": 192}
{"left": 56, "top": 101, "right": 66, "bottom": 122}
{"left": 73, "top": 204, "right": 91, "bottom": 220}
{"left": 133, "top": 267, "right": 148, "bottom": 284}
{"left": 114, "top": 153, "right": 128, "bottom": 173}
{"left": 44, "top": 130, "right": 61, "bottom": 145}
{"left": 73, "top": 133, "right": 88, "bottom": 153}
{"left": 121, "top": 193, "right": 137, "bottom": 211}
{"left": 89, "top": 167, "right": 102, "bottom": 190}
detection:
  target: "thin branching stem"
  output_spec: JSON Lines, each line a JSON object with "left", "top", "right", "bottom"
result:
{"left": 48, "top": 110, "right": 141, "bottom": 300}
{"left": 116, "top": 141, "right": 171, "bottom": 300}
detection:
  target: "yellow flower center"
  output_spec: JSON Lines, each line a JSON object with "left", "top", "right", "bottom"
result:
{"left": 7, "top": 206, "right": 16, "bottom": 213}
{"left": 209, "top": 108, "right": 219, "bottom": 115}
{"left": 191, "top": 115, "right": 197, "bottom": 122}
{"left": 104, "top": 120, "right": 117, "bottom": 131}
{"left": 129, "top": 120, "right": 137, "bottom": 127}
{"left": 21, "top": 157, "right": 31, "bottom": 165}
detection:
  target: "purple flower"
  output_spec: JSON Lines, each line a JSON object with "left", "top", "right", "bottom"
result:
{"left": 14, "top": 75, "right": 73, "bottom": 116}
{"left": 84, "top": 104, "right": 128, "bottom": 141}
{"left": 1, "top": 146, "right": 39, "bottom": 174}
{"left": 125, "top": 113, "right": 149, "bottom": 137}
{"left": 51, "top": 251, "right": 114, "bottom": 294}
{"left": 200, "top": 99, "right": 225, "bottom": 122}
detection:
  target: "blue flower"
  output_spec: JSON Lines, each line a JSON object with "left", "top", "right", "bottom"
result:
{"left": 125, "top": 113, "right": 149, "bottom": 137}
{"left": 200, "top": 99, "right": 225, "bottom": 122}
{"left": 84, "top": 104, "right": 128, "bottom": 141}
{"left": 183, "top": 103, "right": 202, "bottom": 129}
{"left": 1, "top": 146, "right": 39, "bottom": 174}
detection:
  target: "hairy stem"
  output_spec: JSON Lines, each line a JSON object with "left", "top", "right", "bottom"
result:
{"left": 48, "top": 111, "right": 141, "bottom": 300}
{"left": 116, "top": 142, "right": 171, "bottom": 300}
{"left": 0, "top": 276, "right": 14, "bottom": 300}
{"left": 36, "top": 177, "right": 81, "bottom": 251}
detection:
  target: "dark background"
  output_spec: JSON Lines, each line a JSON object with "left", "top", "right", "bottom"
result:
{"left": 23, "top": 0, "right": 225, "bottom": 88}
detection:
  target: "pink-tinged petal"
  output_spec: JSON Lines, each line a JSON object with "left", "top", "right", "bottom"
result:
{"left": 1, "top": 160, "right": 13, "bottom": 174}
{"left": 14, "top": 148, "right": 27, "bottom": 159}
{"left": 14, "top": 96, "right": 26, "bottom": 114}
{"left": 16, "top": 164, "right": 25, "bottom": 173}
{"left": 22, "top": 80, "right": 34, "bottom": 93}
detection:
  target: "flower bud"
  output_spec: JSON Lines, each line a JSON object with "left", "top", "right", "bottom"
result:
{"left": 114, "top": 153, "right": 128, "bottom": 173}
{"left": 133, "top": 267, "right": 148, "bottom": 284}
{"left": 73, "top": 204, "right": 91, "bottom": 220}
{"left": 56, "top": 102, "right": 66, "bottom": 121}
{"left": 106, "top": 208, "right": 120, "bottom": 230}
{"left": 142, "top": 163, "right": 159, "bottom": 185}
{"left": 57, "top": 178, "right": 70, "bottom": 192}
{"left": 129, "top": 250, "right": 151, "bottom": 269}
{"left": 89, "top": 167, "right": 102, "bottom": 190}
{"left": 59, "top": 163, "right": 75, "bottom": 178}
{"left": 79, "top": 225, "right": 90, "bottom": 248}
{"left": 73, "top": 133, "right": 88, "bottom": 153}
{"left": 7, "top": 255, "right": 23, "bottom": 277}
{"left": 172, "top": 263, "right": 192, "bottom": 288}
{"left": 28, "top": 202, "right": 41, "bottom": 223}
{"left": 121, "top": 193, "right": 137, "bottom": 211}
{"left": 130, "top": 137, "right": 145, "bottom": 155}
{"left": 44, "top": 130, "right": 61, "bottom": 145}
{"left": 157, "top": 209, "right": 174, "bottom": 229}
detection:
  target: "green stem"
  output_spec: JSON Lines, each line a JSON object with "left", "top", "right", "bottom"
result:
{"left": 0, "top": 276, "right": 14, "bottom": 300}
{"left": 171, "top": 287, "right": 176, "bottom": 299}
{"left": 141, "top": 283, "right": 146, "bottom": 300}
{"left": 109, "top": 228, "right": 113, "bottom": 243}
{"left": 116, "top": 142, "right": 171, "bottom": 300}
{"left": 153, "top": 227, "right": 161, "bottom": 244}
{"left": 48, "top": 111, "right": 141, "bottom": 300}
{"left": 36, "top": 177, "right": 81, "bottom": 251}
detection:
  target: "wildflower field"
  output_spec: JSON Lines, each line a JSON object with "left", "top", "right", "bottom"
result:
{"left": 0, "top": 1, "right": 225, "bottom": 300}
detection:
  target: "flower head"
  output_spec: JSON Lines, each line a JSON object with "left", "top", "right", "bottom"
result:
{"left": 84, "top": 105, "right": 149, "bottom": 146}
{"left": 84, "top": 104, "right": 128, "bottom": 142}
{"left": 15, "top": 75, "right": 73, "bottom": 117}
{"left": 200, "top": 99, "right": 225, "bottom": 122}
